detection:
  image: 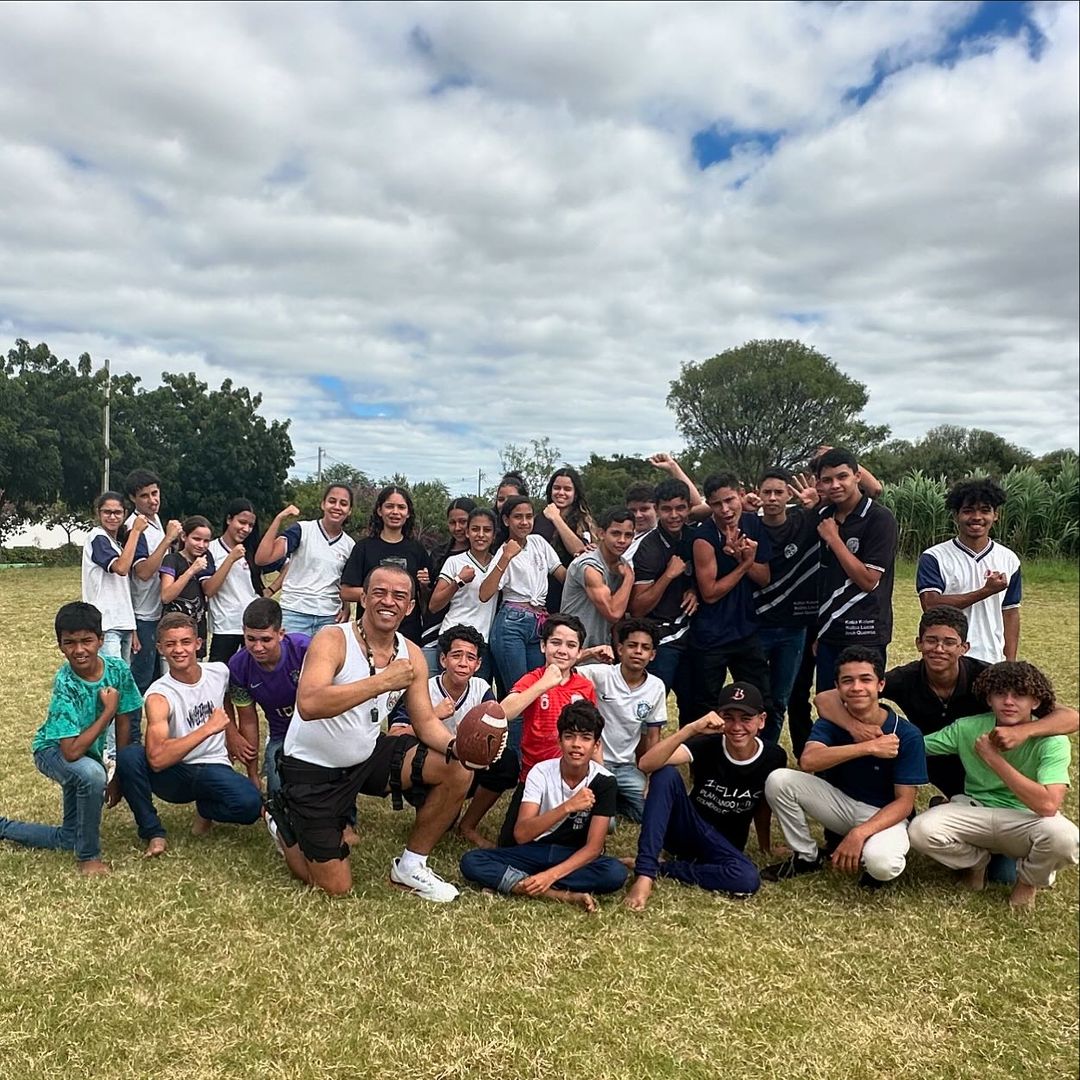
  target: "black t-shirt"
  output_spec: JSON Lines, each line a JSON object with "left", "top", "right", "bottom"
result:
{"left": 632, "top": 524, "right": 698, "bottom": 647}
{"left": 754, "top": 508, "right": 819, "bottom": 628}
{"left": 816, "top": 497, "right": 898, "bottom": 645}
{"left": 883, "top": 656, "right": 990, "bottom": 736}
{"left": 690, "top": 513, "right": 772, "bottom": 650}
{"left": 683, "top": 735, "right": 787, "bottom": 850}
{"left": 341, "top": 535, "right": 433, "bottom": 644}
{"left": 161, "top": 550, "right": 215, "bottom": 628}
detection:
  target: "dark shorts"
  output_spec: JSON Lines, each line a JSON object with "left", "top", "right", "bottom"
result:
{"left": 467, "top": 747, "right": 520, "bottom": 799}
{"left": 208, "top": 633, "right": 244, "bottom": 663}
{"left": 278, "top": 734, "right": 426, "bottom": 862}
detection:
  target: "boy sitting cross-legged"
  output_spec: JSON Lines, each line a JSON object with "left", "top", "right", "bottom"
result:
{"left": 0, "top": 602, "right": 142, "bottom": 875}
{"left": 908, "top": 661, "right": 1079, "bottom": 910}
{"left": 495, "top": 613, "right": 606, "bottom": 845}
{"left": 459, "top": 701, "right": 628, "bottom": 912}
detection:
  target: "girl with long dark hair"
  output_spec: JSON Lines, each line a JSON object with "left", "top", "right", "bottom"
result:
{"left": 340, "top": 484, "right": 433, "bottom": 644}
{"left": 531, "top": 466, "right": 595, "bottom": 611}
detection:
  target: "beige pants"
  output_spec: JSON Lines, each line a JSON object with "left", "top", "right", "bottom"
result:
{"left": 764, "top": 768, "right": 910, "bottom": 881}
{"left": 908, "top": 797, "right": 1079, "bottom": 887}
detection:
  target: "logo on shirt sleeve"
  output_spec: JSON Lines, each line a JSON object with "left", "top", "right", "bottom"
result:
{"left": 846, "top": 538, "right": 860, "bottom": 554}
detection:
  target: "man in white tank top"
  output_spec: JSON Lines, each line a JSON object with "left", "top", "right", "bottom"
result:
{"left": 268, "top": 566, "right": 474, "bottom": 901}
{"left": 116, "top": 613, "right": 262, "bottom": 857}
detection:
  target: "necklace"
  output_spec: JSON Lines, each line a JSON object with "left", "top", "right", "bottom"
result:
{"left": 355, "top": 621, "right": 393, "bottom": 725}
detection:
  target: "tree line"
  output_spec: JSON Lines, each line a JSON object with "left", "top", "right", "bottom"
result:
{"left": 2, "top": 336, "right": 1075, "bottom": 558}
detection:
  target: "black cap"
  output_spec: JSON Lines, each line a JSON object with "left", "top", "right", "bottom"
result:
{"left": 716, "top": 681, "right": 765, "bottom": 715}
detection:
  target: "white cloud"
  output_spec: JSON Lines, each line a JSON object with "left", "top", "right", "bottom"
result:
{"left": 0, "top": 0, "right": 1076, "bottom": 494}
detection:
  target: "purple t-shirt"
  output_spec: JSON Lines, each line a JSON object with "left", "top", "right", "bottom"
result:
{"left": 227, "top": 633, "right": 311, "bottom": 742}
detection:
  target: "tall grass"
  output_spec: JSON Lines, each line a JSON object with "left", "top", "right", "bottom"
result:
{"left": 880, "top": 455, "right": 1080, "bottom": 559}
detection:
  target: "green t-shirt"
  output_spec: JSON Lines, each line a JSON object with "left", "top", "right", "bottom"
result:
{"left": 923, "top": 712, "right": 1072, "bottom": 811}
{"left": 32, "top": 656, "right": 143, "bottom": 763}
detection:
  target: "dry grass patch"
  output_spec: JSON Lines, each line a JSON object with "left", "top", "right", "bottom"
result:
{"left": 0, "top": 566, "right": 1076, "bottom": 1080}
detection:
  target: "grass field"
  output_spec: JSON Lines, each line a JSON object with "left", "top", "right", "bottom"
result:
{"left": 0, "top": 565, "right": 1077, "bottom": 1080}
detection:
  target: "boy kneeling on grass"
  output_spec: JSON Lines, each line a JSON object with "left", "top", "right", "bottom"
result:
{"left": 0, "top": 602, "right": 142, "bottom": 876}
{"left": 459, "top": 701, "right": 628, "bottom": 912}
{"left": 908, "top": 661, "right": 1079, "bottom": 910}
{"left": 117, "top": 613, "right": 262, "bottom": 855}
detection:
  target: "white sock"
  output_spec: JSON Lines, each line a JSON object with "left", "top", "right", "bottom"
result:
{"left": 398, "top": 848, "right": 427, "bottom": 876}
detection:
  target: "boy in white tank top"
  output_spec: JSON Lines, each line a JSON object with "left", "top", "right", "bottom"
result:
{"left": 115, "top": 613, "right": 262, "bottom": 857}
{"left": 267, "top": 566, "right": 476, "bottom": 902}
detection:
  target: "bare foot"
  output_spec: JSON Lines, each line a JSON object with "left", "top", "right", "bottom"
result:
{"left": 457, "top": 825, "right": 495, "bottom": 849}
{"left": 342, "top": 825, "right": 360, "bottom": 847}
{"left": 1009, "top": 881, "right": 1038, "bottom": 910}
{"left": 624, "top": 875, "right": 655, "bottom": 911}
{"left": 144, "top": 837, "right": 168, "bottom": 858}
{"left": 617, "top": 856, "right": 636, "bottom": 870}
{"left": 546, "top": 887, "right": 598, "bottom": 913}
{"left": 77, "top": 859, "right": 111, "bottom": 877}
{"left": 191, "top": 814, "right": 213, "bottom": 837}
{"left": 960, "top": 862, "right": 988, "bottom": 892}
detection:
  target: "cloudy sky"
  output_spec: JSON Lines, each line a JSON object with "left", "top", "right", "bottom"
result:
{"left": 1, "top": 0, "right": 1077, "bottom": 492}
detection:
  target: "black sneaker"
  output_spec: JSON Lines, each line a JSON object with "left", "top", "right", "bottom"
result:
{"left": 761, "top": 850, "right": 824, "bottom": 882}
{"left": 822, "top": 829, "right": 844, "bottom": 857}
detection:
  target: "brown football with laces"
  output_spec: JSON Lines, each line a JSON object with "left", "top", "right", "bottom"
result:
{"left": 454, "top": 701, "right": 508, "bottom": 769}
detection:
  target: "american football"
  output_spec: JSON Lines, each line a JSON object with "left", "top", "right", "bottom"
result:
{"left": 454, "top": 701, "right": 508, "bottom": 770}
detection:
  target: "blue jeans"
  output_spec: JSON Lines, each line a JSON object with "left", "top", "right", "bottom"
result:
{"left": 0, "top": 748, "right": 107, "bottom": 862}
{"left": 489, "top": 605, "right": 544, "bottom": 750}
{"left": 100, "top": 630, "right": 135, "bottom": 759}
{"left": 460, "top": 843, "right": 628, "bottom": 895}
{"left": 129, "top": 618, "right": 160, "bottom": 696}
{"left": 816, "top": 641, "right": 887, "bottom": 692}
{"left": 634, "top": 766, "right": 760, "bottom": 894}
{"left": 608, "top": 761, "right": 647, "bottom": 823}
{"left": 281, "top": 611, "right": 337, "bottom": 637}
{"left": 116, "top": 744, "right": 262, "bottom": 840}
{"left": 757, "top": 626, "right": 808, "bottom": 744}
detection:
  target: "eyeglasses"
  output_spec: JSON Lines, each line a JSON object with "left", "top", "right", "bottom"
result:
{"left": 920, "top": 636, "right": 963, "bottom": 651}
{"left": 100, "top": 509, "right": 124, "bottom": 517}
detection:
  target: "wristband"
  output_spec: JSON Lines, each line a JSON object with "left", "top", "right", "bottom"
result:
{"left": 445, "top": 738, "right": 457, "bottom": 765}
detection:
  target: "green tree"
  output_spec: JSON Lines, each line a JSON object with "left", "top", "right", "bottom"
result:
{"left": 578, "top": 453, "right": 658, "bottom": 514}
{"left": 863, "top": 425, "right": 1035, "bottom": 485}
{"left": 1, "top": 339, "right": 103, "bottom": 514}
{"left": 667, "top": 339, "right": 889, "bottom": 484}
{"left": 494, "top": 437, "right": 562, "bottom": 500}
{"left": 42, "top": 501, "right": 93, "bottom": 544}
{"left": 110, "top": 372, "right": 294, "bottom": 523}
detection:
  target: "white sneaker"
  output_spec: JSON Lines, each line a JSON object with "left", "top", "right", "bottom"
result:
{"left": 104, "top": 753, "right": 116, "bottom": 785}
{"left": 389, "top": 858, "right": 459, "bottom": 903}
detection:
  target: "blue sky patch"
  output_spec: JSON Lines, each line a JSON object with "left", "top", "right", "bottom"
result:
{"left": 691, "top": 127, "right": 782, "bottom": 170}
{"left": 313, "top": 375, "right": 404, "bottom": 420}
{"left": 266, "top": 158, "right": 306, "bottom": 185}
{"left": 846, "top": 1, "right": 1045, "bottom": 108}
{"left": 940, "top": 1, "right": 1046, "bottom": 64}
{"left": 62, "top": 151, "right": 94, "bottom": 171}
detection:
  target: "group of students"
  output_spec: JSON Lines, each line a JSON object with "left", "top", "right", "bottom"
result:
{"left": 1, "top": 451, "right": 1077, "bottom": 915}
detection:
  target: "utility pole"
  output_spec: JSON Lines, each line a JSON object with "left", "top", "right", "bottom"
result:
{"left": 317, "top": 446, "right": 325, "bottom": 486}
{"left": 476, "top": 468, "right": 483, "bottom": 498}
{"left": 102, "top": 357, "right": 111, "bottom": 493}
